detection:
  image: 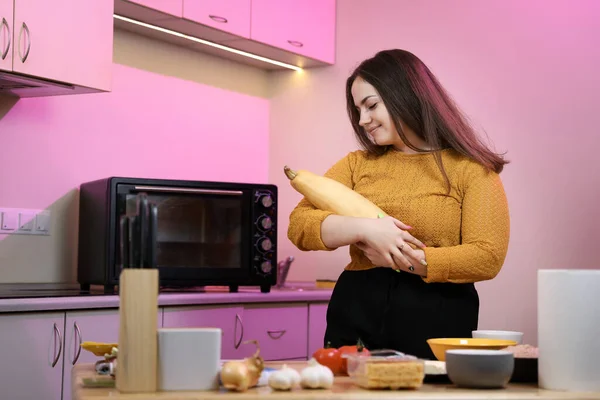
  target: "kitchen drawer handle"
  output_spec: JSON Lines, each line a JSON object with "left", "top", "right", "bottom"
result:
{"left": 234, "top": 313, "right": 244, "bottom": 349}
{"left": 209, "top": 15, "right": 228, "bottom": 23}
{"left": 72, "top": 322, "right": 82, "bottom": 365}
{"left": 18, "top": 22, "right": 30, "bottom": 63}
{"left": 1, "top": 17, "right": 10, "bottom": 60}
{"left": 51, "top": 323, "right": 62, "bottom": 368}
{"left": 267, "top": 329, "right": 286, "bottom": 340}
{"left": 287, "top": 40, "right": 304, "bottom": 48}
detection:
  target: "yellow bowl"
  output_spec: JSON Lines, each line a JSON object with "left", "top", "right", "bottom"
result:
{"left": 81, "top": 341, "right": 118, "bottom": 357}
{"left": 427, "top": 338, "right": 517, "bottom": 361}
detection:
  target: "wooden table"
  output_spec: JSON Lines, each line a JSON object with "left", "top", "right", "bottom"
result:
{"left": 72, "top": 361, "right": 600, "bottom": 400}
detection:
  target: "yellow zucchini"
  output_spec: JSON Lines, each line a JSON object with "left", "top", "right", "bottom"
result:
{"left": 284, "top": 165, "right": 386, "bottom": 218}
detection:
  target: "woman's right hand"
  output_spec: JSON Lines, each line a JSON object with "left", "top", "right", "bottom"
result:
{"left": 356, "top": 216, "right": 425, "bottom": 268}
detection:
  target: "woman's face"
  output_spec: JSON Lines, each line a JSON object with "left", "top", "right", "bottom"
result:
{"left": 351, "top": 76, "right": 402, "bottom": 148}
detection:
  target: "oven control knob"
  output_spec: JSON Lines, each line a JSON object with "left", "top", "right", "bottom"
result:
{"left": 257, "top": 237, "right": 272, "bottom": 252}
{"left": 260, "top": 260, "right": 272, "bottom": 274}
{"left": 257, "top": 215, "right": 273, "bottom": 231}
{"left": 260, "top": 194, "right": 273, "bottom": 208}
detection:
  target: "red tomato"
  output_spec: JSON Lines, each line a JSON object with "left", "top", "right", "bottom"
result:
{"left": 312, "top": 342, "right": 343, "bottom": 375}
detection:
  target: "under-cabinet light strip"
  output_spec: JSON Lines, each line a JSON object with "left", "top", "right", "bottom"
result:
{"left": 113, "top": 14, "right": 303, "bottom": 72}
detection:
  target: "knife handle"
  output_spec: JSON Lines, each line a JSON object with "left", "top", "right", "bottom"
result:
{"left": 148, "top": 203, "right": 158, "bottom": 269}
{"left": 128, "top": 215, "right": 141, "bottom": 268}
{"left": 137, "top": 194, "right": 149, "bottom": 268}
{"left": 119, "top": 215, "right": 130, "bottom": 270}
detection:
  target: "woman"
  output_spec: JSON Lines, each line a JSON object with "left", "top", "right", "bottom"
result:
{"left": 287, "top": 49, "right": 510, "bottom": 360}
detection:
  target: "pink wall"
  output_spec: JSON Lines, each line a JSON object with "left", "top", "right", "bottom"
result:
{"left": 0, "top": 64, "right": 269, "bottom": 282}
{"left": 269, "top": 0, "right": 600, "bottom": 345}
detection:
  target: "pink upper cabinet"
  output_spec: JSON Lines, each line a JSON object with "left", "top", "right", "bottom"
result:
{"left": 125, "top": 0, "right": 183, "bottom": 18}
{"left": 250, "top": 0, "right": 336, "bottom": 64}
{"left": 12, "top": 0, "right": 113, "bottom": 92}
{"left": 0, "top": 0, "right": 13, "bottom": 73}
{"left": 183, "top": 0, "right": 251, "bottom": 39}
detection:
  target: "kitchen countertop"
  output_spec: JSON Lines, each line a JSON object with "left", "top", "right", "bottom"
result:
{"left": 0, "top": 282, "right": 332, "bottom": 313}
{"left": 72, "top": 361, "right": 600, "bottom": 400}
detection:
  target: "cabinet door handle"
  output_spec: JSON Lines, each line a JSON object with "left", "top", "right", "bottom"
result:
{"left": 51, "top": 323, "right": 62, "bottom": 368}
{"left": 287, "top": 40, "right": 303, "bottom": 48}
{"left": 208, "top": 15, "right": 228, "bottom": 23}
{"left": 234, "top": 313, "right": 244, "bottom": 349}
{"left": 72, "top": 322, "right": 82, "bottom": 365}
{"left": 1, "top": 17, "right": 10, "bottom": 60}
{"left": 18, "top": 22, "right": 30, "bottom": 63}
{"left": 267, "top": 329, "right": 286, "bottom": 340}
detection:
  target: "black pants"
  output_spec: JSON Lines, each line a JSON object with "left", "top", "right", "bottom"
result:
{"left": 324, "top": 267, "right": 479, "bottom": 360}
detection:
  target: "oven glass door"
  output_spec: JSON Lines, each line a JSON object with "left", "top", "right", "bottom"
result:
{"left": 115, "top": 184, "right": 252, "bottom": 282}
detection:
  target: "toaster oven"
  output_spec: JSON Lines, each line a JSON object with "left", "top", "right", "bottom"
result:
{"left": 77, "top": 177, "right": 278, "bottom": 293}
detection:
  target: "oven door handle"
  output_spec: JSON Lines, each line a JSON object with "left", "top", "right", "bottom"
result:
{"left": 133, "top": 186, "right": 243, "bottom": 196}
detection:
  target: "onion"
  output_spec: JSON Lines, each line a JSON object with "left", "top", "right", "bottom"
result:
{"left": 220, "top": 340, "right": 265, "bottom": 392}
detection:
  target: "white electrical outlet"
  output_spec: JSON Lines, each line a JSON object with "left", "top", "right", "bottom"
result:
{"left": 0, "top": 208, "right": 51, "bottom": 236}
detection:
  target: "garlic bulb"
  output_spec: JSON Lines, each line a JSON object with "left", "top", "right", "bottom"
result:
{"left": 300, "top": 358, "right": 334, "bottom": 389}
{"left": 268, "top": 364, "right": 301, "bottom": 391}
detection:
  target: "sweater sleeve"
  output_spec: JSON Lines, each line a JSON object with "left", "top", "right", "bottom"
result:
{"left": 287, "top": 152, "right": 358, "bottom": 251}
{"left": 422, "top": 165, "right": 510, "bottom": 284}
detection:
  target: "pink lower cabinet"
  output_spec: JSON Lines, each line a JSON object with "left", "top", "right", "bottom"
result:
{"left": 162, "top": 305, "right": 245, "bottom": 360}
{"left": 62, "top": 310, "right": 121, "bottom": 400}
{"left": 307, "top": 303, "right": 328, "bottom": 357}
{"left": 0, "top": 312, "right": 65, "bottom": 400}
{"left": 240, "top": 304, "right": 308, "bottom": 361}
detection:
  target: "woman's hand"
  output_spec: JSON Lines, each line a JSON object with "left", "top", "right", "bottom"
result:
{"left": 357, "top": 241, "right": 427, "bottom": 274}
{"left": 355, "top": 216, "right": 426, "bottom": 269}
{"left": 355, "top": 242, "right": 394, "bottom": 267}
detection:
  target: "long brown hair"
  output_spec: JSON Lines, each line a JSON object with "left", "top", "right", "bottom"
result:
{"left": 345, "top": 49, "right": 508, "bottom": 190}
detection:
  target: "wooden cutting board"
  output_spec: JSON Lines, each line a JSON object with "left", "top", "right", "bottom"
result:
{"left": 71, "top": 361, "right": 600, "bottom": 399}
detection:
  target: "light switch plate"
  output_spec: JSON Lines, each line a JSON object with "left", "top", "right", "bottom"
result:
{"left": 35, "top": 212, "right": 51, "bottom": 233}
{"left": 0, "top": 208, "right": 51, "bottom": 236}
{"left": 19, "top": 212, "right": 36, "bottom": 231}
{"left": 1, "top": 211, "right": 17, "bottom": 231}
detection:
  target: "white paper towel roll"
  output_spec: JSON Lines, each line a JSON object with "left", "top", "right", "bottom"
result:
{"left": 538, "top": 269, "right": 600, "bottom": 391}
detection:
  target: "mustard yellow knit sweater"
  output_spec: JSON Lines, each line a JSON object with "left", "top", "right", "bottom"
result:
{"left": 287, "top": 149, "right": 510, "bottom": 284}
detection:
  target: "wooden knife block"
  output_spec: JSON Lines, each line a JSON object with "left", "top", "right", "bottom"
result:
{"left": 116, "top": 269, "right": 159, "bottom": 393}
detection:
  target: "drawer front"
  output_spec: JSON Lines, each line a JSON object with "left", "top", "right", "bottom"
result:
{"left": 242, "top": 304, "right": 308, "bottom": 360}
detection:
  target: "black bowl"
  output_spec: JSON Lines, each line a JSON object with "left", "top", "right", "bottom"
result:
{"left": 510, "top": 357, "right": 538, "bottom": 383}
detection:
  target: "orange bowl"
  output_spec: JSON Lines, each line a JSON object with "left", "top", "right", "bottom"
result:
{"left": 427, "top": 338, "right": 517, "bottom": 361}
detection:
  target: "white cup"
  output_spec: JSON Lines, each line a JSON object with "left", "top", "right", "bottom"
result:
{"left": 157, "top": 327, "right": 221, "bottom": 391}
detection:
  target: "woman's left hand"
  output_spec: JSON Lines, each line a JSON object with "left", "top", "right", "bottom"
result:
{"left": 356, "top": 243, "right": 427, "bottom": 274}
